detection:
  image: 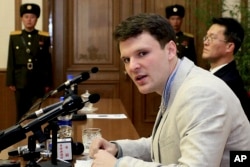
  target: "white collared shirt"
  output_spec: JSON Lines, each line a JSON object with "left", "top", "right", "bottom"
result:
{"left": 210, "top": 64, "right": 228, "bottom": 74}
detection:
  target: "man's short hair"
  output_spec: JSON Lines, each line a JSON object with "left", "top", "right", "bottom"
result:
{"left": 113, "top": 13, "right": 176, "bottom": 49}
{"left": 212, "top": 17, "right": 244, "bottom": 54}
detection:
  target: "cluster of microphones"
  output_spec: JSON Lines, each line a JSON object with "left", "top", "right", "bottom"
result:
{"left": 0, "top": 67, "right": 100, "bottom": 163}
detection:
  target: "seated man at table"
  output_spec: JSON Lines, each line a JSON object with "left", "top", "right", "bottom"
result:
{"left": 202, "top": 17, "right": 250, "bottom": 121}
{"left": 88, "top": 13, "right": 250, "bottom": 167}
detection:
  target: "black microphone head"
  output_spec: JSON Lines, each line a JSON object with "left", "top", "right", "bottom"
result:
{"left": 72, "top": 142, "right": 84, "bottom": 155}
{"left": 88, "top": 93, "right": 100, "bottom": 103}
{"left": 91, "top": 67, "right": 99, "bottom": 73}
{"left": 80, "top": 72, "right": 90, "bottom": 81}
{"left": 63, "top": 94, "right": 84, "bottom": 111}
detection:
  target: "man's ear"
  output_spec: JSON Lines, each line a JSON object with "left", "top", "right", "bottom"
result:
{"left": 226, "top": 42, "right": 235, "bottom": 53}
{"left": 165, "top": 40, "right": 177, "bottom": 60}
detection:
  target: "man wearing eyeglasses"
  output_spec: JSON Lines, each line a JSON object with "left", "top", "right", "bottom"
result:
{"left": 202, "top": 17, "right": 250, "bottom": 120}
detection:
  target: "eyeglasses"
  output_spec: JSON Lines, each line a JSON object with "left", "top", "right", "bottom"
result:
{"left": 203, "top": 35, "right": 227, "bottom": 43}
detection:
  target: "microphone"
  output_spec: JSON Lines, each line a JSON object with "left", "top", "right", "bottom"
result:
{"left": 24, "top": 101, "right": 63, "bottom": 120}
{"left": 8, "top": 143, "right": 45, "bottom": 156}
{"left": 0, "top": 124, "right": 26, "bottom": 152}
{"left": 23, "top": 95, "right": 84, "bottom": 134}
{"left": 25, "top": 93, "right": 100, "bottom": 120}
{"left": 72, "top": 142, "right": 84, "bottom": 155}
{"left": 90, "top": 67, "right": 99, "bottom": 73}
{"left": 0, "top": 95, "right": 84, "bottom": 152}
{"left": 87, "top": 93, "right": 100, "bottom": 104}
{"left": 72, "top": 93, "right": 100, "bottom": 120}
{"left": 50, "top": 67, "right": 99, "bottom": 96}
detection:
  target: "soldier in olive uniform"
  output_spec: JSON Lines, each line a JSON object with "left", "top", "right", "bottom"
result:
{"left": 166, "top": 4, "right": 197, "bottom": 64}
{"left": 6, "top": 3, "right": 53, "bottom": 122}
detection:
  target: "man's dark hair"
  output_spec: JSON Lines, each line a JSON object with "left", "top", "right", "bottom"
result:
{"left": 114, "top": 13, "right": 176, "bottom": 50}
{"left": 212, "top": 17, "right": 244, "bottom": 54}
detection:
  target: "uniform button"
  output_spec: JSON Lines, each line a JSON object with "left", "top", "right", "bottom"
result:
{"left": 28, "top": 42, "right": 31, "bottom": 45}
{"left": 16, "top": 46, "right": 19, "bottom": 49}
{"left": 176, "top": 43, "right": 179, "bottom": 46}
{"left": 28, "top": 34, "right": 32, "bottom": 38}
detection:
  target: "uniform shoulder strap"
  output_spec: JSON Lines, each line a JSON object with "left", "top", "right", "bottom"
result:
{"left": 183, "top": 32, "right": 194, "bottom": 38}
{"left": 10, "top": 30, "right": 22, "bottom": 35}
{"left": 38, "top": 31, "right": 50, "bottom": 37}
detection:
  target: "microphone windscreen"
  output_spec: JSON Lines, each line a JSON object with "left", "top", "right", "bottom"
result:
{"left": 91, "top": 67, "right": 99, "bottom": 73}
{"left": 88, "top": 94, "right": 100, "bottom": 103}
{"left": 80, "top": 72, "right": 90, "bottom": 81}
{"left": 63, "top": 94, "right": 84, "bottom": 111}
{"left": 72, "top": 142, "right": 84, "bottom": 155}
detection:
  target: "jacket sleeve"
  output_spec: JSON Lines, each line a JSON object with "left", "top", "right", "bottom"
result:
{"left": 6, "top": 35, "right": 15, "bottom": 86}
{"left": 44, "top": 36, "right": 53, "bottom": 87}
{"left": 116, "top": 137, "right": 152, "bottom": 161}
{"left": 115, "top": 137, "right": 166, "bottom": 167}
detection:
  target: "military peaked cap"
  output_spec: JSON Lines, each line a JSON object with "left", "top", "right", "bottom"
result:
{"left": 165, "top": 4, "right": 185, "bottom": 18}
{"left": 20, "top": 3, "right": 40, "bottom": 18}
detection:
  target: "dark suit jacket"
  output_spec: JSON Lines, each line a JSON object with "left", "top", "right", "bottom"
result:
{"left": 213, "top": 60, "right": 250, "bottom": 120}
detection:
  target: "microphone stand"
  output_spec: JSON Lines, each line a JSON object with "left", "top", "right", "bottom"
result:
{"left": 39, "top": 121, "right": 71, "bottom": 167}
{"left": 25, "top": 67, "right": 98, "bottom": 120}
{"left": 22, "top": 126, "right": 47, "bottom": 167}
{"left": 0, "top": 94, "right": 84, "bottom": 151}
{"left": 24, "top": 135, "right": 42, "bottom": 167}
{"left": 20, "top": 90, "right": 55, "bottom": 124}
{"left": 29, "top": 91, "right": 53, "bottom": 111}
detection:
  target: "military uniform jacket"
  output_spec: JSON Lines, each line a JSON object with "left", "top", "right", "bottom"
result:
{"left": 176, "top": 31, "right": 197, "bottom": 64}
{"left": 6, "top": 29, "right": 52, "bottom": 89}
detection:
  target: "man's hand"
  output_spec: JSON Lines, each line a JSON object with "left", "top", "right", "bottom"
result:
{"left": 8, "top": 86, "right": 16, "bottom": 92}
{"left": 91, "top": 150, "right": 117, "bottom": 167}
{"left": 89, "top": 137, "right": 118, "bottom": 158}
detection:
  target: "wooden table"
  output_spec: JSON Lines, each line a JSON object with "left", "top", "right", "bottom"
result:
{"left": 0, "top": 98, "right": 139, "bottom": 166}
{"left": 73, "top": 98, "right": 139, "bottom": 141}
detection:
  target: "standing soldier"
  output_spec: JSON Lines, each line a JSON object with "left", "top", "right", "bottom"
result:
{"left": 6, "top": 3, "right": 53, "bottom": 122}
{"left": 166, "top": 4, "right": 197, "bottom": 64}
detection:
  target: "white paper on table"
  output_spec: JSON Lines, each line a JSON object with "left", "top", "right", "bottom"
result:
{"left": 75, "top": 159, "right": 93, "bottom": 167}
{"left": 86, "top": 114, "right": 127, "bottom": 119}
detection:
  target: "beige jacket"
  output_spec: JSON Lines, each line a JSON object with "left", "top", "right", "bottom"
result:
{"left": 116, "top": 58, "right": 250, "bottom": 167}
